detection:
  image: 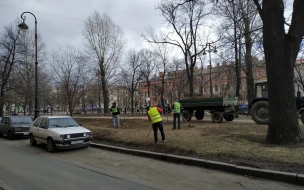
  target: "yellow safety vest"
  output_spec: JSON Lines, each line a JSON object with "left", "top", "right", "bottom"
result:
{"left": 111, "top": 106, "right": 118, "bottom": 113}
{"left": 148, "top": 107, "right": 162, "bottom": 124}
{"left": 173, "top": 102, "right": 181, "bottom": 113}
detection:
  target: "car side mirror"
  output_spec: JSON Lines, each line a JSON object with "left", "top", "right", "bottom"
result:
{"left": 78, "top": 123, "right": 82, "bottom": 126}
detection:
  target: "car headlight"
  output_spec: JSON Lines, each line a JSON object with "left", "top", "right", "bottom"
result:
{"left": 66, "top": 134, "right": 71, "bottom": 139}
{"left": 14, "top": 127, "right": 22, "bottom": 131}
{"left": 60, "top": 135, "right": 64, "bottom": 140}
{"left": 83, "top": 132, "right": 91, "bottom": 137}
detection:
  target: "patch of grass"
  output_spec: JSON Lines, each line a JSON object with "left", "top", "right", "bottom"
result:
{"left": 75, "top": 115, "right": 304, "bottom": 173}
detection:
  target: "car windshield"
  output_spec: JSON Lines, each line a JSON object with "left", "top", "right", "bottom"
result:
{"left": 48, "top": 118, "right": 79, "bottom": 128}
{"left": 10, "top": 116, "right": 33, "bottom": 124}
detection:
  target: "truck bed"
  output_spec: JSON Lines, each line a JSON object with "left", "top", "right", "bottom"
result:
{"left": 179, "top": 96, "right": 239, "bottom": 108}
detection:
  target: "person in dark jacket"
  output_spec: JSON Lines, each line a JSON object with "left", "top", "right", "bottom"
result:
{"left": 110, "top": 102, "right": 120, "bottom": 127}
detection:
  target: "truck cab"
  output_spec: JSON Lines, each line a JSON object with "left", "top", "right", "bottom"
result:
{"left": 249, "top": 81, "right": 269, "bottom": 124}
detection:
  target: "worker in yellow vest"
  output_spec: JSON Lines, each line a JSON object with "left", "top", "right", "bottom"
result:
{"left": 172, "top": 100, "right": 182, "bottom": 129}
{"left": 147, "top": 105, "right": 166, "bottom": 143}
{"left": 110, "top": 102, "right": 120, "bottom": 127}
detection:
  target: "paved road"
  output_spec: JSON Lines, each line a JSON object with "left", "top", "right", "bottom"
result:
{"left": 0, "top": 138, "right": 302, "bottom": 190}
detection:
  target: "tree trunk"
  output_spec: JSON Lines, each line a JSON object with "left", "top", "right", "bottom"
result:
{"left": 244, "top": 33, "right": 254, "bottom": 103}
{"left": 0, "top": 95, "right": 4, "bottom": 117}
{"left": 99, "top": 59, "right": 109, "bottom": 114}
{"left": 243, "top": 3, "right": 254, "bottom": 104}
{"left": 263, "top": 1, "right": 302, "bottom": 143}
{"left": 184, "top": 55, "right": 194, "bottom": 98}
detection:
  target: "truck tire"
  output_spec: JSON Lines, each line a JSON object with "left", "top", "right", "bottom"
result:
{"left": 251, "top": 101, "right": 269, "bottom": 124}
{"left": 301, "top": 112, "right": 304, "bottom": 124}
{"left": 223, "top": 113, "right": 235, "bottom": 121}
{"left": 182, "top": 111, "right": 192, "bottom": 122}
{"left": 195, "top": 110, "right": 204, "bottom": 120}
{"left": 212, "top": 111, "right": 223, "bottom": 123}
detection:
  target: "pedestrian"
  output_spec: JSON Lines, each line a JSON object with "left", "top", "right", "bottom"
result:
{"left": 172, "top": 100, "right": 182, "bottom": 129}
{"left": 147, "top": 105, "right": 166, "bottom": 144}
{"left": 110, "top": 102, "right": 120, "bottom": 127}
{"left": 137, "top": 104, "right": 140, "bottom": 114}
{"left": 124, "top": 105, "right": 127, "bottom": 114}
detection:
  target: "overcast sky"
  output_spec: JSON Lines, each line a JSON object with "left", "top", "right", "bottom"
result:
{"left": 0, "top": 0, "right": 164, "bottom": 54}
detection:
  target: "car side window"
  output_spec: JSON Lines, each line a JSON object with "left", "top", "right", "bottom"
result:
{"left": 4, "top": 118, "right": 9, "bottom": 124}
{"left": 33, "top": 118, "right": 43, "bottom": 128}
{"left": 39, "top": 118, "right": 49, "bottom": 129}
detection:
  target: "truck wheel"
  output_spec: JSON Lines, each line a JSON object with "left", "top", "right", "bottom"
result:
{"left": 223, "top": 113, "right": 235, "bottom": 121}
{"left": 212, "top": 111, "right": 223, "bottom": 123}
{"left": 251, "top": 101, "right": 269, "bottom": 124}
{"left": 182, "top": 111, "right": 192, "bottom": 122}
{"left": 195, "top": 110, "right": 204, "bottom": 120}
{"left": 301, "top": 112, "right": 304, "bottom": 124}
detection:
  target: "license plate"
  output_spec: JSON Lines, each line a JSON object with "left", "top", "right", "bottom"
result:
{"left": 23, "top": 132, "right": 30, "bottom": 135}
{"left": 71, "top": 140, "right": 84, "bottom": 144}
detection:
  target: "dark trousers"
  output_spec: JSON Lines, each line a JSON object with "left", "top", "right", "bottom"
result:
{"left": 152, "top": 122, "right": 166, "bottom": 142}
{"left": 173, "top": 113, "right": 181, "bottom": 129}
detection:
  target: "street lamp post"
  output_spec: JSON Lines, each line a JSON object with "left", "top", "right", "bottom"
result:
{"left": 203, "top": 43, "right": 217, "bottom": 97}
{"left": 18, "top": 12, "right": 39, "bottom": 119}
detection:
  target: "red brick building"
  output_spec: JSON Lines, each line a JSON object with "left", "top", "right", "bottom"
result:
{"left": 138, "top": 57, "right": 267, "bottom": 106}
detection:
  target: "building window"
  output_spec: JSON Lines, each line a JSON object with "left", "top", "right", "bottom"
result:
{"left": 215, "top": 85, "right": 218, "bottom": 92}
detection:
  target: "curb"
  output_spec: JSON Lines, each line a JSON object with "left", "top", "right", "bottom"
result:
{"left": 90, "top": 143, "right": 303, "bottom": 186}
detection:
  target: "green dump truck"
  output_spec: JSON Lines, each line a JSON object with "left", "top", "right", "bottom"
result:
{"left": 179, "top": 96, "right": 239, "bottom": 123}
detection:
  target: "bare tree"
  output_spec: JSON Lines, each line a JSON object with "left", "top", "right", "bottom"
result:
{"left": 0, "top": 23, "right": 20, "bottom": 117}
{"left": 215, "top": 0, "right": 261, "bottom": 104}
{"left": 143, "top": 0, "right": 210, "bottom": 98}
{"left": 139, "top": 49, "right": 157, "bottom": 100}
{"left": 122, "top": 49, "right": 143, "bottom": 113}
{"left": 49, "top": 46, "right": 93, "bottom": 117}
{"left": 153, "top": 43, "right": 172, "bottom": 110}
{"left": 252, "top": 0, "right": 304, "bottom": 143}
{"left": 83, "top": 11, "right": 125, "bottom": 113}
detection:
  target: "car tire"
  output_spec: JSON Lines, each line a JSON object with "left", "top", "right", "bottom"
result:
{"left": 47, "top": 138, "right": 56, "bottom": 153}
{"left": 30, "top": 134, "right": 37, "bottom": 146}
{"left": 0, "top": 131, "right": 3, "bottom": 137}
{"left": 7, "top": 131, "right": 14, "bottom": 140}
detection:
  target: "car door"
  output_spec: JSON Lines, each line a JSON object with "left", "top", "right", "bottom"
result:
{"left": 37, "top": 118, "right": 49, "bottom": 144}
{"left": 0, "top": 117, "right": 10, "bottom": 135}
{"left": 30, "top": 118, "right": 43, "bottom": 142}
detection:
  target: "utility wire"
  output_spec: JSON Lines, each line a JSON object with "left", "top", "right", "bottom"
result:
{"left": 0, "top": 3, "right": 142, "bottom": 32}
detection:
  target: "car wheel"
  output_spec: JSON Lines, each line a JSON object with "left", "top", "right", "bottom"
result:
{"left": 47, "top": 138, "right": 56, "bottom": 153}
{"left": 30, "top": 134, "right": 37, "bottom": 146}
{"left": 0, "top": 131, "right": 3, "bottom": 137}
{"left": 7, "top": 131, "right": 14, "bottom": 140}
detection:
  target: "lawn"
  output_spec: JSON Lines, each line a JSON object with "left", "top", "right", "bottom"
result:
{"left": 74, "top": 114, "right": 304, "bottom": 173}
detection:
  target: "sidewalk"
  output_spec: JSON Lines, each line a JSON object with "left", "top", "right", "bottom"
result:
{"left": 90, "top": 142, "right": 304, "bottom": 187}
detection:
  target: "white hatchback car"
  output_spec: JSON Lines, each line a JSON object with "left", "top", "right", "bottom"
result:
{"left": 29, "top": 116, "right": 92, "bottom": 152}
